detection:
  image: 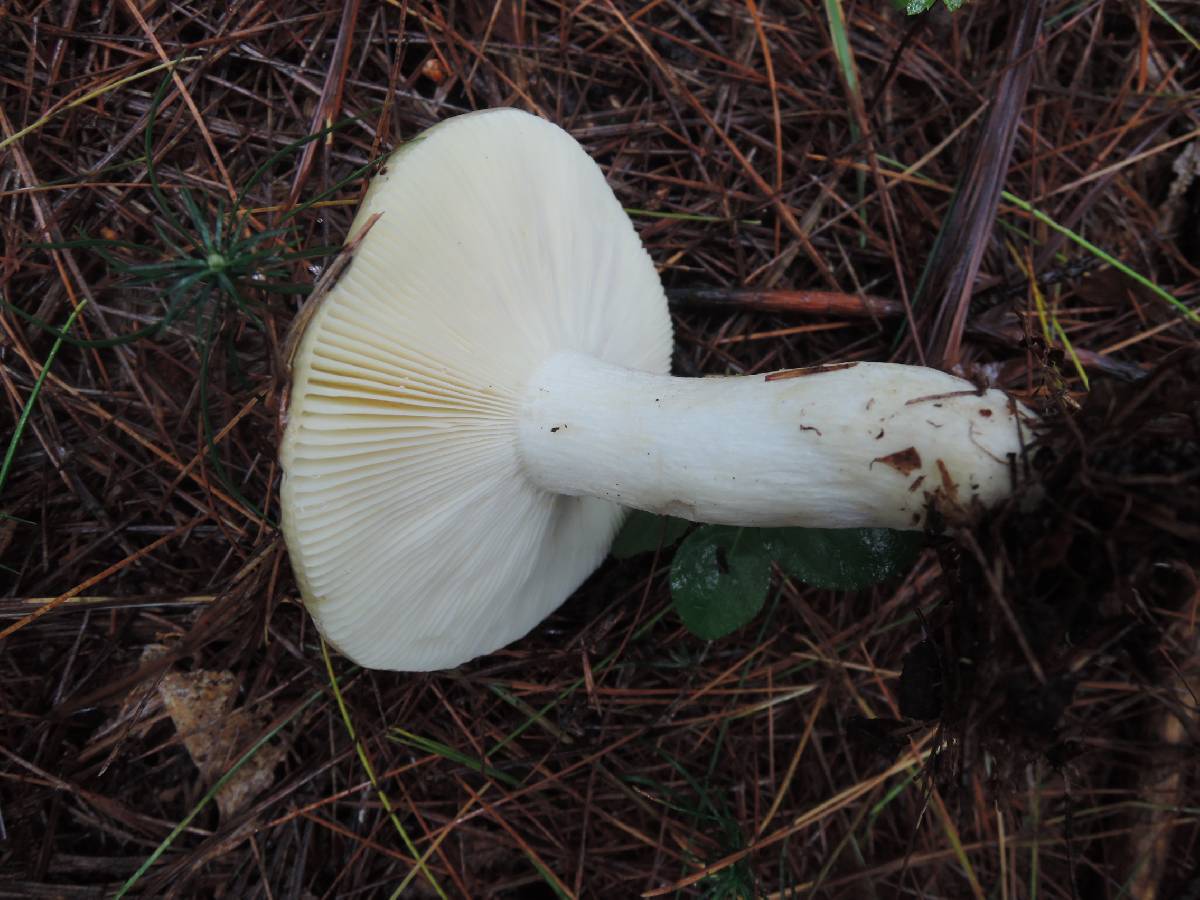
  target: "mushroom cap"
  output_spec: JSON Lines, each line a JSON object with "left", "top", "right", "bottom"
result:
{"left": 280, "top": 109, "right": 673, "bottom": 671}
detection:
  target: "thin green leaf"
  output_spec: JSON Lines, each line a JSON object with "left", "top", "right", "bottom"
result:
{"left": 234, "top": 111, "right": 372, "bottom": 212}
{"left": 279, "top": 156, "right": 385, "bottom": 225}
{"left": 1001, "top": 190, "right": 1198, "bottom": 323}
{"left": 0, "top": 301, "right": 88, "bottom": 501}
{"left": 254, "top": 282, "right": 316, "bottom": 295}
{"left": 37, "top": 237, "right": 148, "bottom": 252}
{"left": 624, "top": 207, "right": 762, "bottom": 225}
{"left": 391, "top": 727, "right": 521, "bottom": 787}
{"left": 1145, "top": 0, "right": 1200, "bottom": 50}
{"left": 144, "top": 68, "right": 187, "bottom": 237}
{"left": 320, "top": 642, "right": 447, "bottom": 899}
{"left": 122, "top": 260, "right": 208, "bottom": 280}
{"left": 1, "top": 298, "right": 161, "bottom": 348}
{"left": 272, "top": 245, "right": 342, "bottom": 262}
{"left": 0, "top": 56, "right": 199, "bottom": 152}
{"left": 180, "top": 187, "right": 213, "bottom": 248}
{"left": 153, "top": 219, "right": 193, "bottom": 258}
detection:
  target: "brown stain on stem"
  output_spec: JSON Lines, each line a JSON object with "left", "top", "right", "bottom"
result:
{"left": 904, "top": 389, "right": 979, "bottom": 406}
{"left": 871, "top": 447, "right": 922, "bottom": 476}
{"left": 936, "top": 458, "right": 960, "bottom": 504}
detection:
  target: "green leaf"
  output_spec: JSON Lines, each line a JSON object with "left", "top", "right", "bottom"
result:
{"left": 765, "top": 528, "right": 923, "bottom": 591}
{"left": 610, "top": 510, "right": 690, "bottom": 559}
{"left": 670, "top": 526, "right": 773, "bottom": 640}
{"left": 665, "top": 526, "right": 923, "bottom": 642}
{"left": 942, "top": 0, "right": 964, "bottom": 10}
{"left": 0, "top": 300, "right": 88, "bottom": 502}
{"left": 892, "top": 0, "right": 937, "bottom": 13}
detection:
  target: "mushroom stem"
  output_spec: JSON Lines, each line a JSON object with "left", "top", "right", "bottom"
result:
{"left": 518, "top": 351, "right": 1031, "bottom": 530}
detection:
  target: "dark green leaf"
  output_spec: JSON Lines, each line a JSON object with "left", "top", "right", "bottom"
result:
{"left": 254, "top": 282, "right": 315, "bottom": 295}
{"left": 765, "top": 527, "right": 923, "bottom": 591}
{"left": 669, "top": 526, "right": 772, "bottom": 640}
{"left": 610, "top": 510, "right": 691, "bottom": 559}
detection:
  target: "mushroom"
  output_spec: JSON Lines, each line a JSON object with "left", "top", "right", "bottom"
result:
{"left": 280, "top": 108, "right": 1033, "bottom": 671}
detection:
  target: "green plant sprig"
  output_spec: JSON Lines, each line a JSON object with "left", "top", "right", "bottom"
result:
{"left": 5, "top": 66, "right": 385, "bottom": 525}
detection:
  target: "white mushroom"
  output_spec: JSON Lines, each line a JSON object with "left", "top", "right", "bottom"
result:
{"left": 280, "top": 108, "right": 1033, "bottom": 671}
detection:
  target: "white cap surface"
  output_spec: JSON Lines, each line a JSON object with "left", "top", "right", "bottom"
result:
{"left": 280, "top": 109, "right": 673, "bottom": 671}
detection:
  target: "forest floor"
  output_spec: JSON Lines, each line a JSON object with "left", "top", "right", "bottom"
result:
{"left": 1, "top": 1, "right": 1198, "bottom": 897}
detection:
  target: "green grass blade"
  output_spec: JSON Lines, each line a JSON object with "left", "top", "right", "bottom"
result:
{"left": 0, "top": 300, "right": 88, "bottom": 501}
{"left": 1145, "top": 0, "right": 1200, "bottom": 50}
{"left": 875, "top": 153, "right": 1197, "bottom": 324}
{"left": 234, "top": 110, "right": 373, "bottom": 212}
{"left": 624, "top": 207, "right": 761, "bottom": 225}
{"left": 0, "top": 298, "right": 168, "bottom": 348}
{"left": 144, "top": 67, "right": 188, "bottom": 237}
{"left": 390, "top": 727, "right": 522, "bottom": 788}
{"left": 180, "top": 188, "right": 213, "bottom": 249}
{"left": 320, "top": 641, "right": 448, "bottom": 899}
{"left": 278, "top": 157, "right": 384, "bottom": 226}
{"left": 37, "top": 237, "right": 149, "bottom": 253}
{"left": 1001, "top": 190, "right": 1198, "bottom": 322}
{"left": 823, "top": 0, "right": 863, "bottom": 132}
{"left": 0, "top": 57, "right": 199, "bottom": 152}
{"left": 823, "top": 0, "right": 868, "bottom": 245}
